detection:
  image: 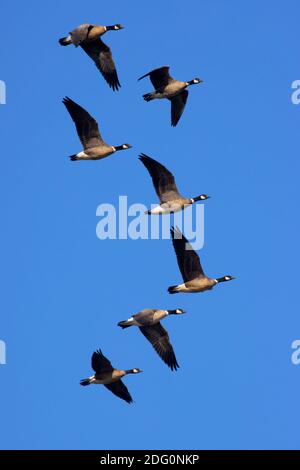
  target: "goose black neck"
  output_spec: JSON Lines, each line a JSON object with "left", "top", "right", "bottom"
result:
{"left": 168, "top": 310, "right": 178, "bottom": 315}
{"left": 106, "top": 24, "right": 122, "bottom": 31}
{"left": 216, "top": 276, "right": 227, "bottom": 283}
{"left": 187, "top": 80, "right": 199, "bottom": 86}
{"left": 125, "top": 369, "right": 135, "bottom": 374}
{"left": 192, "top": 195, "right": 204, "bottom": 203}
{"left": 114, "top": 145, "right": 126, "bottom": 151}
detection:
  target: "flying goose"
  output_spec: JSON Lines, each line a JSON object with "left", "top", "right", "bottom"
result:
{"left": 138, "top": 66, "right": 203, "bottom": 126}
{"left": 139, "top": 153, "right": 209, "bottom": 214}
{"left": 62, "top": 97, "right": 132, "bottom": 161}
{"left": 168, "top": 227, "right": 235, "bottom": 294}
{"left": 80, "top": 349, "right": 142, "bottom": 404}
{"left": 59, "top": 23, "right": 124, "bottom": 91}
{"left": 118, "top": 309, "right": 185, "bottom": 371}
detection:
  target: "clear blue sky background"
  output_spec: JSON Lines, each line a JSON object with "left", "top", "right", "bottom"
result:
{"left": 1, "top": 0, "right": 299, "bottom": 450}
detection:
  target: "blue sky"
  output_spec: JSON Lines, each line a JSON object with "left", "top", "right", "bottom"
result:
{"left": 1, "top": 0, "right": 299, "bottom": 450}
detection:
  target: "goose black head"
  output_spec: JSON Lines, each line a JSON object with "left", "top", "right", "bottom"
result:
{"left": 106, "top": 24, "right": 124, "bottom": 31}
{"left": 191, "top": 194, "right": 210, "bottom": 203}
{"left": 216, "top": 275, "right": 236, "bottom": 283}
{"left": 168, "top": 309, "right": 186, "bottom": 315}
{"left": 187, "top": 78, "right": 203, "bottom": 86}
{"left": 114, "top": 143, "right": 132, "bottom": 151}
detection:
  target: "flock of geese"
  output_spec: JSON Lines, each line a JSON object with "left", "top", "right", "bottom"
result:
{"left": 60, "top": 22, "right": 235, "bottom": 404}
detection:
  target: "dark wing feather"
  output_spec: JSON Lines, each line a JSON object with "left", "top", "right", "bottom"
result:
{"left": 104, "top": 380, "right": 133, "bottom": 404}
{"left": 80, "top": 39, "right": 121, "bottom": 91}
{"left": 138, "top": 66, "right": 172, "bottom": 89}
{"left": 62, "top": 97, "right": 103, "bottom": 149}
{"left": 170, "top": 90, "right": 189, "bottom": 127}
{"left": 139, "top": 153, "right": 181, "bottom": 203}
{"left": 171, "top": 227, "right": 205, "bottom": 282}
{"left": 91, "top": 350, "right": 114, "bottom": 374}
{"left": 139, "top": 323, "right": 179, "bottom": 371}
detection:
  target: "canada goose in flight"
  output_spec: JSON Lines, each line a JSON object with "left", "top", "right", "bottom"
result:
{"left": 168, "top": 227, "right": 235, "bottom": 294}
{"left": 139, "top": 153, "right": 209, "bottom": 214}
{"left": 138, "top": 66, "right": 203, "bottom": 126}
{"left": 118, "top": 309, "right": 186, "bottom": 371}
{"left": 80, "top": 349, "right": 142, "bottom": 404}
{"left": 59, "top": 23, "right": 124, "bottom": 91}
{"left": 62, "top": 97, "right": 132, "bottom": 161}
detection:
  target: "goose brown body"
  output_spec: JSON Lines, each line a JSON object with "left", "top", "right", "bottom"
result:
{"left": 118, "top": 308, "right": 185, "bottom": 371}
{"left": 63, "top": 97, "right": 131, "bottom": 161}
{"left": 168, "top": 227, "right": 235, "bottom": 294}
{"left": 92, "top": 369, "right": 127, "bottom": 385}
{"left": 138, "top": 66, "right": 203, "bottom": 126}
{"left": 139, "top": 153, "right": 209, "bottom": 214}
{"left": 68, "top": 24, "right": 109, "bottom": 46}
{"left": 80, "top": 350, "right": 142, "bottom": 404}
{"left": 59, "top": 23, "right": 124, "bottom": 90}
